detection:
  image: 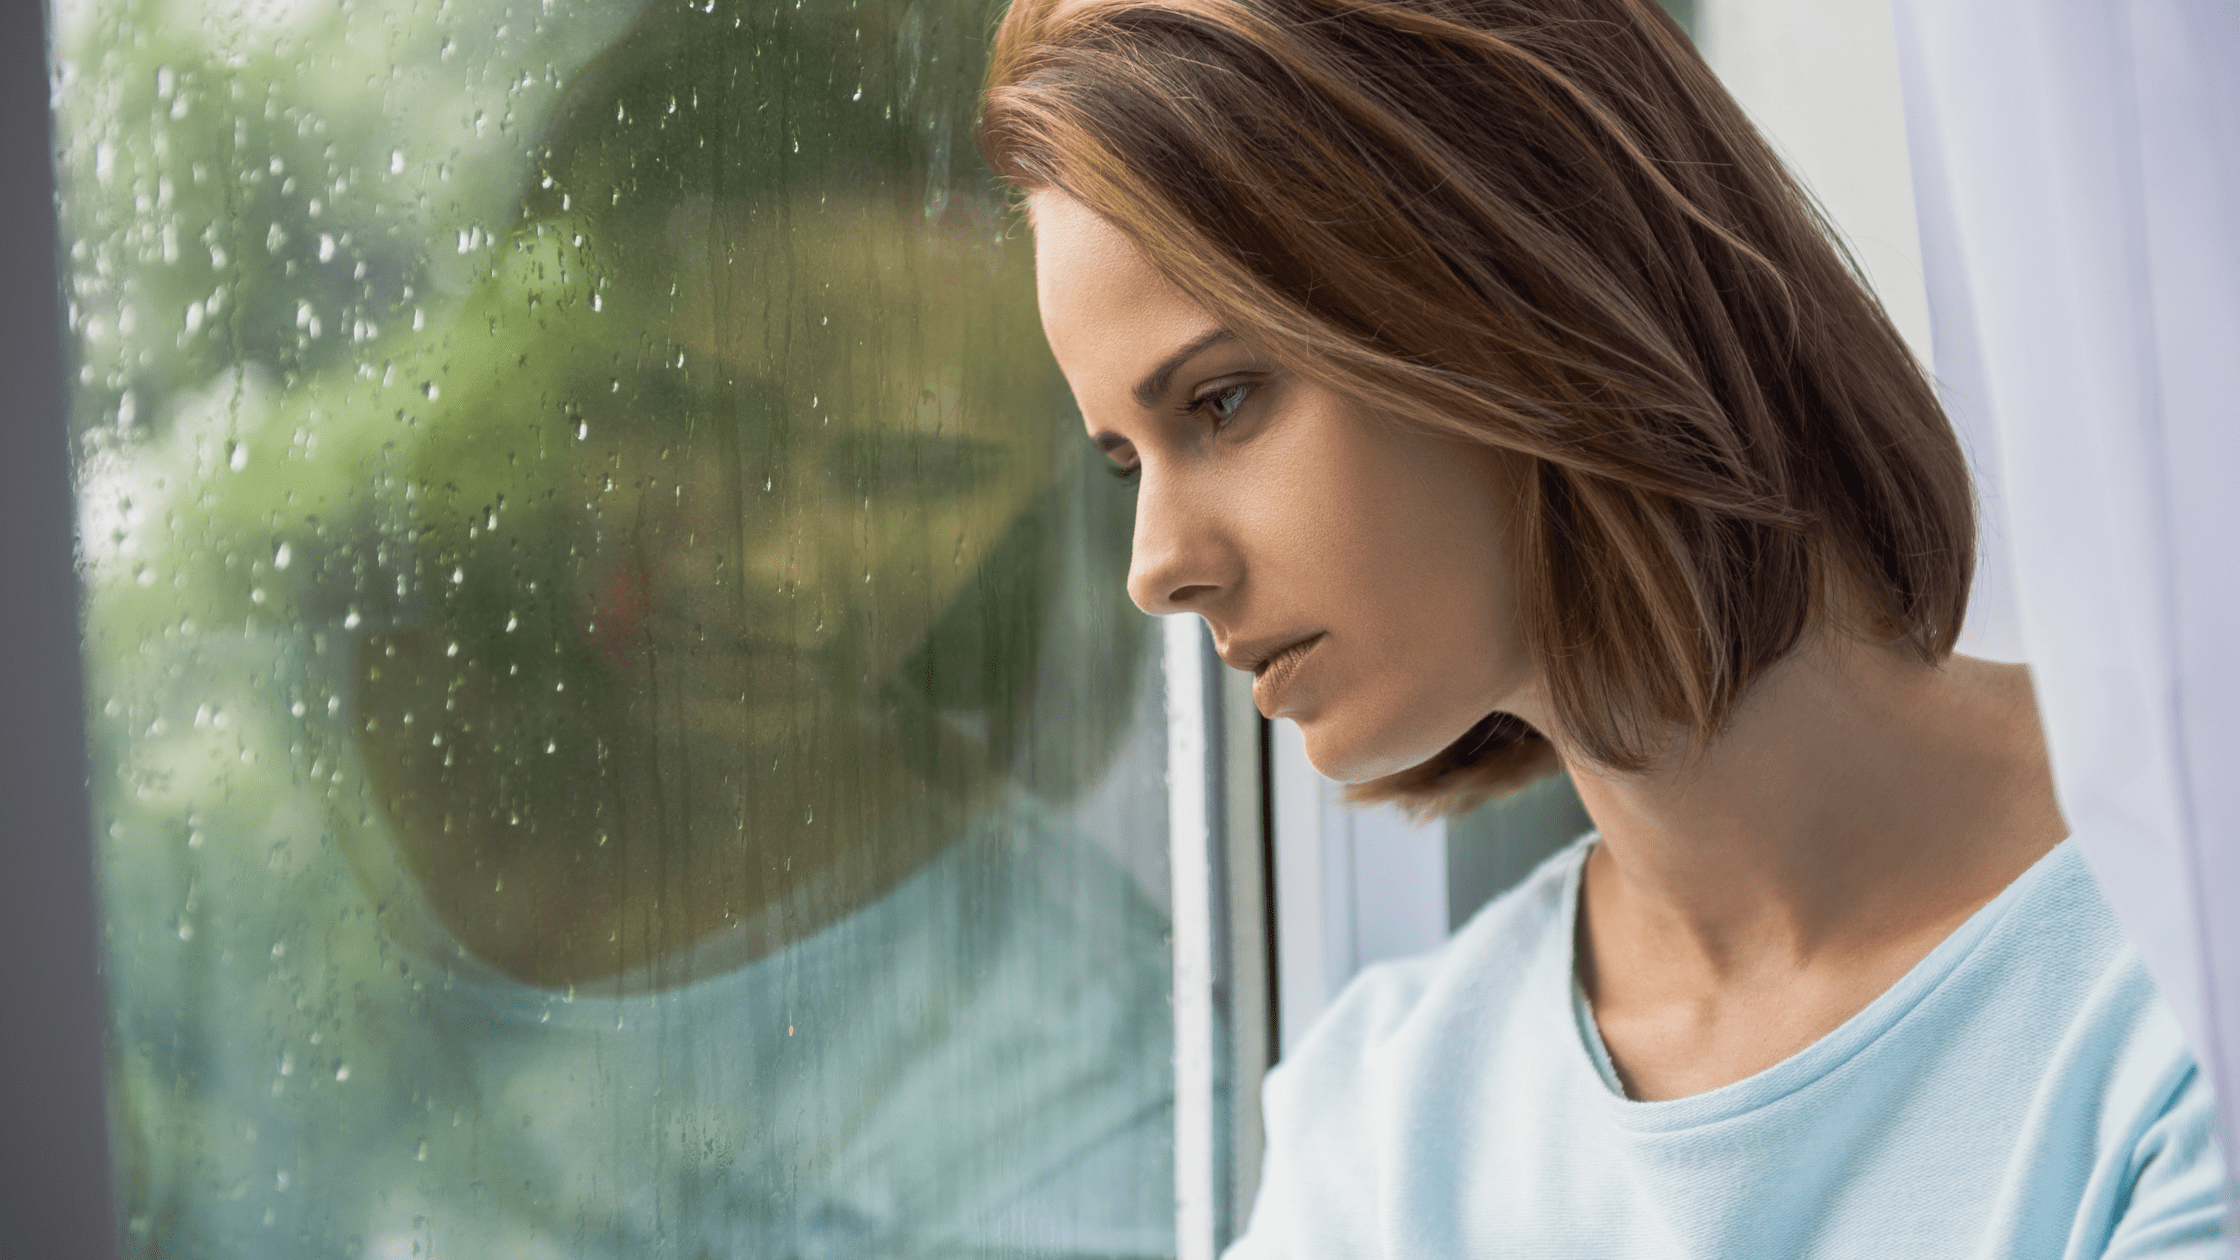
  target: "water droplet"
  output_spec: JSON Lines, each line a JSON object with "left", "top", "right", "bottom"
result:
{"left": 272, "top": 542, "right": 291, "bottom": 570}
{"left": 333, "top": 1064, "right": 350, "bottom": 1082}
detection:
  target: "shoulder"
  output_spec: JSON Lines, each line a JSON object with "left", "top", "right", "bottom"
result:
{"left": 1927, "top": 841, "right": 2226, "bottom": 1257}
{"left": 1922, "top": 840, "right": 2197, "bottom": 1122}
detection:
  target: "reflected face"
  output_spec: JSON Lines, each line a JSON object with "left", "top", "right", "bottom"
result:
{"left": 354, "top": 196, "right": 1065, "bottom": 984}
{"left": 1031, "top": 192, "right": 1537, "bottom": 782}
{"left": 422, "top": 196, "right": 1058, "bottom": 751}
{"left": 557, "top": 198, "right": 1056, "bottom": 746}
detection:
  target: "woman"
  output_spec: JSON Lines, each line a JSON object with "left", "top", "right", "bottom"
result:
{"left": 980, "top": 0, "right": 2227, "bottom": 1254}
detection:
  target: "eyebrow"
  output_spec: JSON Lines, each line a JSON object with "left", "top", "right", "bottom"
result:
{"left": 1132, "top": 328, "right": 1235, "bottom": 410}
{"left": 1088, "top": 327, "right": 1240, "bottom": 458}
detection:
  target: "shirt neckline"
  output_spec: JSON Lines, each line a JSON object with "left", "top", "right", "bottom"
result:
{"left": 1559, "top": 835, "right": 2079, "bottom": 1132}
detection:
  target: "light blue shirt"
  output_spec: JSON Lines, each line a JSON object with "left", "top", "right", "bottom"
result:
{"left": 1228, "top": 837, "right": 2226, "bottom": 1259}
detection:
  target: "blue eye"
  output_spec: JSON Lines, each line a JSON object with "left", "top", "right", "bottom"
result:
{"left": 1106, "top": 460, "right": 1141, "bottom": 487}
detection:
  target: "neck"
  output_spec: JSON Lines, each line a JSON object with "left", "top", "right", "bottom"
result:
{"left": 1565, "top": 626, "right": 2066, "bottom": 987}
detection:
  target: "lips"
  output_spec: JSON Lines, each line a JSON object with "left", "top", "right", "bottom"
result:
{"left": 1250, "top": 632, "right": 1326, "bottom": 716}
{"left": 588, "top": 560, "right": 826, "bottom": 701}
{"left": 1252, "top": 634, "right": 1321, "bottom": 679}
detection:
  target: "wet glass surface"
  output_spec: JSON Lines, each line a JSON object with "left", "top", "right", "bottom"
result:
{"left": 57, "top": 0, "right": 1177, "bottom": 1253}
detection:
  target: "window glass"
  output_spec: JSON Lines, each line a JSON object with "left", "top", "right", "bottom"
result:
{"left": 58, "top": 0, "right": 1177, "bottom": 1254}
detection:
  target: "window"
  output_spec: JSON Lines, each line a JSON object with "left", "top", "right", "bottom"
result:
{"left": 59, "top": 1, "right": 1192, "bottom": 1253}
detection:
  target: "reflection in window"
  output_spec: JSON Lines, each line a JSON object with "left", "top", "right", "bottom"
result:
{"left": 61, "top": 0, "right": 1177, "bottom": 1254}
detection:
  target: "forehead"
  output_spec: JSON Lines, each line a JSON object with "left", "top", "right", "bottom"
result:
{"left": 1030, "top": 193, "right": 1220, "bottom": 402}
{"left": 605, "top": 196, "right": 1054, "bottom": 439}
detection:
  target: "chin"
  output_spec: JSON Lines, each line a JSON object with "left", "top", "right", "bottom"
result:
{"left": 1296, "top": 710, "right": 1459, "bottom": 785}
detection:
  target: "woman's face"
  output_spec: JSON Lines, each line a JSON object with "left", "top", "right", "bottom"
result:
{"left": 1031, "top": 192, "right": 1540, "bottom": 781}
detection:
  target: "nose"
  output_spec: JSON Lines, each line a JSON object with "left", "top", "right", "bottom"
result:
{"left": 1125, "top": 469, "right": 1236, "bottom": 616}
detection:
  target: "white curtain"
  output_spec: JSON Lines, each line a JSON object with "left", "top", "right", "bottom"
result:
{"left": 1890, "top": 0, "right": 2240, "bottom": 1188}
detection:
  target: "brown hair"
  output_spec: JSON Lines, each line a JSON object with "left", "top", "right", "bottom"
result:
{"left": 979, "top": 0, "right": 1975, "bottom": 817}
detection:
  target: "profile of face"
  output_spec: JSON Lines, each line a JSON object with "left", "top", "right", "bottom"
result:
{"left": 353, "top": 196, "right": 1062, "bottom": 986}
{"left": 1031, "top": 192, "right": 1539, "bottom": 782}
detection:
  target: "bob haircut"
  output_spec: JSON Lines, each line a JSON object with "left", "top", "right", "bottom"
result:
{"left": 979, "top": 0, "right": 1977, "bottom": 817}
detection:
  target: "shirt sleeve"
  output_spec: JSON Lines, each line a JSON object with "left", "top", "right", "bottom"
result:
{"left": 2101, "top": 1065, "right": 2229, "bottom": 1260}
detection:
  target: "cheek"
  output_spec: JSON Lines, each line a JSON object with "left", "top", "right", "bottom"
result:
{"left": 1291, "top": 446, "right": 1530, "bottom": 780}
{"left": 854, "top": 476, "right": 1042, "bottom": 635}
{"left": 1323, "top": 446, "right": 1513, "bottom": 649}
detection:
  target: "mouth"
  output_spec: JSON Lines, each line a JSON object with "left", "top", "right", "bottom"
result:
{"left": 603, "top": 600, "right": 829, "bottom": 703}
{"left": 1250, "top": 633, "right": 1326, "bottom": 716}
{"left": 1252, "top": 634, "right": 1324, "bottom": 680}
